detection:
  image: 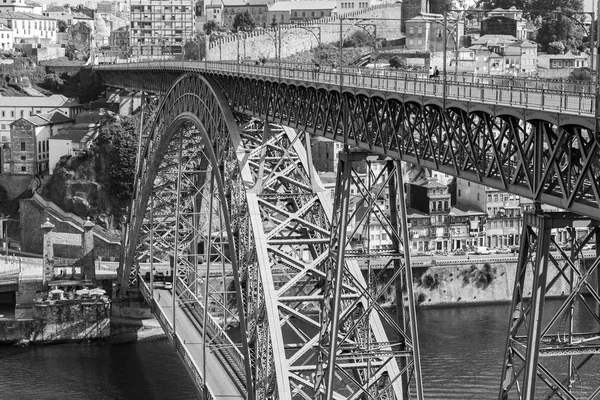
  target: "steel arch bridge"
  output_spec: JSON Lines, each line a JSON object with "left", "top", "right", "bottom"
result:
{"left": 95, "top": 61, "right": 600, "bottom": 400}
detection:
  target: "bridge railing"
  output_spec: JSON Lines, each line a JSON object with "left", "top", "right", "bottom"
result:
{"left": 174, "top": 277, "right": 247, "bottom": 386}
{"left": 138, "top": 275, "right": 218, "bottom": 400}
{"left": 96, "top": 61, "right": 597, "bottom": 116}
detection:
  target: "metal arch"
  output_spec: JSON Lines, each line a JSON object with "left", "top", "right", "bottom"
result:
{"left": 121, "top": 73, "right": 255, "bottom": 399}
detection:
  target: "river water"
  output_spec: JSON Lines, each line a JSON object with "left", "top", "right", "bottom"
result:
{"left": 0, "top": 300, "right": 597, "bottom": 399}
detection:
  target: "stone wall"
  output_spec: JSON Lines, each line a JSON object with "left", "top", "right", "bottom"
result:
{"left": 0, "top": 319, "right": 35, "bottom": 343}
{"left": 19, "top": 194, "right": 120, "bottom": 258}
{"left": 31, "top": 298, "right": 111, "bottom": 342}
{"left": 406, "top": 257, "right": 597, "bottom": 307}
{"left": 208, "top": 4, "right": 402, "bottom": 61}
{"left": 16, "top": 279, "right": 43, "bottom": 309}
{"left": 0, "top": 174, "right": 33, "bottom": 199}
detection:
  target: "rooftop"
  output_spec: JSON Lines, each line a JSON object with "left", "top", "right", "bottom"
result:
{"left": 17, "top": 111, "right": 73, "bottom": 126}
{"left": 0, "top": 11, "right": 55, "bottom": 20}
{"left": 449, "top": 204, "right": 486, "bottom": 217}
{"left": 0, "top": 94, "right": 80, "bottom": 108}
{"left": 51, "top": 123, "right": 99, "bottom": 143}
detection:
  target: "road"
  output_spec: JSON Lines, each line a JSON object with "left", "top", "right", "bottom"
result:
{"left": 153, "top": 288, "right": 245, "bottom": 400}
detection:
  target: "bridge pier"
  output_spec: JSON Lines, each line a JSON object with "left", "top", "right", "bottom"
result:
{"left": 499, "top": 212, "right": 600, "bottom": 400}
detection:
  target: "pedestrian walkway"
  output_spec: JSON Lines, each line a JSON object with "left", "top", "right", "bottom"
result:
{"left": 152, "top": 288, "right": 245, "bottom": 399}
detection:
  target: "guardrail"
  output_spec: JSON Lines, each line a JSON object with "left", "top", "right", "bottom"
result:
{"left": 138, "top": 275, "right": 217, "bottom": 400}
{"left": 96, "top": 61, "right": 597, "bottom": 117}
{"left": 174, "top": 277, "right": 247, "bottom": 389}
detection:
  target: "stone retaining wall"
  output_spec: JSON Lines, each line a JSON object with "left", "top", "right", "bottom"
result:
{"left": 207, "top": 4, "right": 402, "bottom": 61}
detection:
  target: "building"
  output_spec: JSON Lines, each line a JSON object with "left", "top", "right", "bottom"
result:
{"left": 129, "top": 0, "right": 195, "bottom": 58}
{"left": 205, "top": 0, "right": 223, "bottom": 25}
{"left": 48, "top": 122, "right": 101, "bottom": 175}
{"left": 337, "top": 0, "right": 372, "bottom": 13}
{"left": 0, "top": 95, "right": 83, "bottom": 143}
{"left": 481, "top": 7, "right": 528, "bottom": 40}
{"left": 4, "top": 111, "right": 74, "bottom": 174}
{"left": 408, "top": 178, "right": 451, "bottom": 252}
{"left": 485, "top": 188, "right": 522, "bottom": 248}
{"left": 109, "top": 25, "right": 128, "bottom": 48}
{"left": 404, "top": 12, "right": 464, "bottom": 52}
{"left": 311, "top": 137, "right": 342, "bottom": 173}
{"left": 537, "top": 51, "right": 589, "bottom": 70}
{"left": 97, "top": 1, "right": 118, "bottom": 15}
{"left": 221, "top": 0, "right": 272, "bottom": 30}
{"left": 456, "top": 178, "right": 485, "bottom": 212}
{"left": 0, "top": 25, "right": 13, "bottom": 50}
{"left": 0, "top": 11, "right": 57, "bottom": 44}
{"left": 267, "top": 1, "right": 336, "bottom": 25}
{"left": 407, "top": 207, "right": 430, "bottom": 253}
{"left": 469, "top": 35, "right": 537, "bottom": 75}
{"left": 448, "top": 205, "right": 486, "bottom": 251}
{"left": 0, "top": 0, "right": 35, "bottom": 13}
{"left": 401, "top": 0, "right": 425, "bottom": 32}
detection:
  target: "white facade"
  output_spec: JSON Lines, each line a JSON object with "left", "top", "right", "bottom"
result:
{"left": 0, "top": 0, "right": 34, "bottom": 13}
{"left": 0, "top": 25, "right": 13, "bottom": 50}
{"left": 2, "top": 12, "right": 58, "bottom": 43}
{"left": 0, "top": 95, "right": 83, "bottom": 142}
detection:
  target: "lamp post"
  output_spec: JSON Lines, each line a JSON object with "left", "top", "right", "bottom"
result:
{"left": 339, "top": 17, "right": 378, "bottom": 67}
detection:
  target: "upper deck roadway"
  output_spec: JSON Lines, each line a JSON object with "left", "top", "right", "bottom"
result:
{"left": 94, "top": 60, "right": 600, "bottom": 217}
{"left": 95, "top": 60, "right": 596, "bottom": 120}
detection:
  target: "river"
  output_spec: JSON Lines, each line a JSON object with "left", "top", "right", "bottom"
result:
{"left": 0, "top": 299, "right": 597, "bottom": 399}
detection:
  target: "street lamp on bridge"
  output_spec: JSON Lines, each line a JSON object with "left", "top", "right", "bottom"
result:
{"left": 338, "top": 17, "right": 378, "bottom": 68}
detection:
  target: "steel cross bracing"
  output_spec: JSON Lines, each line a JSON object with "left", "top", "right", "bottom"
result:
{"left": 121, "top": 72, "right": 422, "bottom": 399}
{"left": 236, "top": 119, "right": 422, "bottom": 399}
{"left": 96, "top": 64, "right": 600, "bottom": 220}
{"left": 314, "top": 152, "right": 423, "bottom": 400}
{"left": 499, "top": 212, "right": 600, "bottom": 400}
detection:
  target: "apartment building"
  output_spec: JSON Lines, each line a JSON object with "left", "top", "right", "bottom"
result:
{"left": 485, "top": 188, "right": 522, "bottom": 248}
{"left": 130, "top": 0, "right": 195, "bottom": 58}
{"left": 221, "top": 0, "right": 272, "bottom": 30}
{"left": 0, "top": 0, "right": 35, "bottom": 13}
{"left": 267, "top": 1, "right": 336, "bottom": 25}
{"left": 404, "top": 12, "right": 464, "bottom": 52}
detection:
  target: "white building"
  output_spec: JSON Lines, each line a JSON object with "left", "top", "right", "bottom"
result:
{"left": 0, "top": 25, "right": 13, "bottom": 50}
{"left": 0, "top": 95, "right": 83, "bottom": 142}
{"left": 0, "top": 0, "right": 35, "bottom": 13}
{"left": 0, "top": 11, "right": 57, "bottom": 44}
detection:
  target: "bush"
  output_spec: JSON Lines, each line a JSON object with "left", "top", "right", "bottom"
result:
{"left": 389, "top": 56, "right": 403, "bottom": 69}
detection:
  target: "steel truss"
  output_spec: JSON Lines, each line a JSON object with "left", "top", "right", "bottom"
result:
{"left": 220, "top": 77, "right": 600, "bottom": 220}
{"left": 499, "top": 212, "right": 600, "bottom": 400}
{"left": 122, "top": 72, "right": 422, "bottom": 399}
{"left": 314, "top": 151, "right": 423, "bottom": 400}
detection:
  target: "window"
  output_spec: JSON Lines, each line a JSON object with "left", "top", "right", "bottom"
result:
{"left": 20, "top": 110, "right": 23, "bottom": 117}
{"left": 477, "top": 193, "right": 480, "bottom": 201}
{"left": 20, "top": 141, "right": 25, "bottom": 151}
{"left": 0, "top": 124, "right": 4, "bottom": 130}
{"left": 21, "top": 166, "right": 26, "bottom": 172}
{"left": 20, "top": 156, "right": 25, "bottom": 160}
{"left": 458, "top": 189, "right": 462, "bottom": 196}
{"left": 10, "top": 111, "right": 13, "bottom": 117}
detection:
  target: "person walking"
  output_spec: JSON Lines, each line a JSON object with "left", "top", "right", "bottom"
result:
{"left": 313, "top": 62, "right": 320, "bottom": 79}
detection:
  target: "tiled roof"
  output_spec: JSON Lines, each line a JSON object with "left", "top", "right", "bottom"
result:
{"left": 14, "top": 111, "right": 73, "bottom": 126}
{"left": 449, "top": 205, "right": 486, "bottom": 217}
{"left": 51, "top": 123, "right": 98, "bottom": 143}
{"left": 0, "top": 11, "right": 55, "bottom": 20}
{"left": 0, "top": 94, "right": 80, "bottom": 108}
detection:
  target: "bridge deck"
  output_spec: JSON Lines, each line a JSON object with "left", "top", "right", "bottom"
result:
{"left": 148, "top": 286, "right": 245, "bottom": 399}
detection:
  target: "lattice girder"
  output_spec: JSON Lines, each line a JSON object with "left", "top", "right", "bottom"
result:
{"left": 216, "top": 76, "right": 600, "bottom": 220}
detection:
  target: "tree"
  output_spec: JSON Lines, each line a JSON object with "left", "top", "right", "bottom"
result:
{"left": 429, "top": 0, "right": 454, "bottom": 14}
{"left": 389, "top": 56, "right": 403, "bottom": 69}
{"left": 546, "top": 41, "right": 566, "bottom": 54}
{"left": 203, "top": 20, "right": 218, "bottom": 35}
{"left": 476, "top": 0, "right": 527, "bottom": 9}
{"left": 183, "top": 36, "right": 206, "bottom": 60}
{"left": 57, "top": 20, "right": 68, "bottom": 33}
{"left": 93, "top": 115, "right": 139, "bottom": 200}
{"left": 233, "top": 11, "right": 255, "bottom": 32}
{"left": 569, "top": 67, "right": 593, "bottom": 80}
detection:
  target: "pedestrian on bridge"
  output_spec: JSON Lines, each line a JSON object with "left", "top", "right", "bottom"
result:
{"left": 313, "top": 62, "right": 320, "bottom": 79}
